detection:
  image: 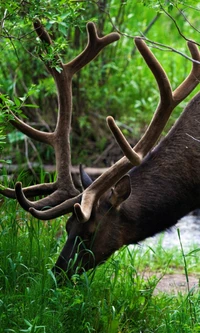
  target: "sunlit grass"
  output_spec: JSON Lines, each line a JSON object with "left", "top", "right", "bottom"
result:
{"left": 0, "top": 198, "right": 200, "bottom": 333}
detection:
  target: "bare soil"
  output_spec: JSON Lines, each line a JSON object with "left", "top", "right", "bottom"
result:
{"left": 144, "top": 272, "right": 200, "bottom": 294}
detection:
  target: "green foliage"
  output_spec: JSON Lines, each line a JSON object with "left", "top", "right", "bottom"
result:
{"left": 0, "top": 198, "right": 200, "bottom": 332}
{"left": 0, "top": 95, "right": 16, "bottom": 160}
{"left": 0, "top": 89, "right": 38, "bottom": 163}
{"left": 0, "top": 0, "right": 85, "bottom": 23}
{"left": 1, "top": 0, "right": 200, "bottom": 166}
{"left": 139, "top": 0, "right": 198, "bottom": 9}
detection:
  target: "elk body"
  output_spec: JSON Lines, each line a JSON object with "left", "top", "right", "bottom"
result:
{"left": 55, "top": 93, "right": 200, "bottom": 275}
{"left": 1, "top": 20, "right": 200, "bottom": 278}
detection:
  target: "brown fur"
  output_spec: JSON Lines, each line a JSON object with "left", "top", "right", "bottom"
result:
{"left": 54, "top": 92, "right": 200, "bottom": 278}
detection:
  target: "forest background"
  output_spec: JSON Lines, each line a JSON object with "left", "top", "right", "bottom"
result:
{"left": 0, "top": 0, "right": 199, "bottom": 176}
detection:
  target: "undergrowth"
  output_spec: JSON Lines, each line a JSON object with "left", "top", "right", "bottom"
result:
{"left": 0, "top": 198, "right": 200, "bottom": 333}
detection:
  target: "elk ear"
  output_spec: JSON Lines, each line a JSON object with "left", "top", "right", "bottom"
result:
{"left": 109, "top": 175, "right": 131, "bottom": 207}
{"left": 79, "top": 164, "right": 93, "bottom": 189}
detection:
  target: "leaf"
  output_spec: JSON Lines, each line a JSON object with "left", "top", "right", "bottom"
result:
{"left": 8, "top": 131, "right": 26, "bottom": 143}
{"left": 23, "top": 104, "right": 39, "bottom": 108}
{"left": 14, "top": 96, "right": 21, "bottom": 107}
{"left": 0, "top": 159, "right": 12, "bottom": 164}
{"left": 55, "top": 66, "right": 62, "bottom": 73}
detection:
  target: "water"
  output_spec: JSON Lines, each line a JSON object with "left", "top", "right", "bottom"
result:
{"left": 142, "top": 214, "right": 200, "bottom": 250}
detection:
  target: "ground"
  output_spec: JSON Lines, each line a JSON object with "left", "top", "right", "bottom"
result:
{"left": 144, "top": 272, "right": 199, "bottom": 294}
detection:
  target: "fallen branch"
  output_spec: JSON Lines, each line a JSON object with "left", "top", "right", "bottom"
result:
{"left": 0, "top": 163, "right": 109, "bottom": 177}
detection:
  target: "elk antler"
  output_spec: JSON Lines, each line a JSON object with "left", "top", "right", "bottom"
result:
{"left": 0, "top": 21, "right": 120, "bottom": 211}
{"left": 108, "top": 39, "right": 200, "bottom": 158}
{"left": 29, "top": 38, "right": 200, "bottom": 222}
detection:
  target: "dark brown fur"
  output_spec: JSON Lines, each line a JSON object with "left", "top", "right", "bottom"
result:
{"left": 54, "top": 92, "right": 200, "bottom": 277}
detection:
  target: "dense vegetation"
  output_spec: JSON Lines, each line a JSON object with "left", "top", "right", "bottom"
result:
{"left": 0, "top": 198, "right": 200, "bottom": 332}
{"left": 0, "top": 0, "right": 200, "bottom": 170}
{"left": 0, "top": 1, "right": 200, "bottom": 332}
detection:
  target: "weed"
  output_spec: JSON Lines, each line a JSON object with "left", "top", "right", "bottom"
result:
{"left": 0, "top": 198, "right": 199, "bottom": 333}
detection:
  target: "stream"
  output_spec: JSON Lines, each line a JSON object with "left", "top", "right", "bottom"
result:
{"left": 142, "top": 214, "right": 200, "bottom": 250}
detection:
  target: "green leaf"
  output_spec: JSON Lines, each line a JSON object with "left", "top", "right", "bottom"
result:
{"left": 14, "top": 97, "right": 21, "bottom": 107}
{"left": 23, "top": 104, "right": 39, "bottom": 108}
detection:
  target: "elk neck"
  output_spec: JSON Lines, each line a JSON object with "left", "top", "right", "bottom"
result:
{"left": 119, "top": 92, "right": 200, "bottom": 245}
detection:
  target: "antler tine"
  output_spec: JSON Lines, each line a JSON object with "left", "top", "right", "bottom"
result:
{"left": 106, "top": 116, "right": 142, "bottom": 165}
{"left": 15, "top": 182, "right": 79, "bottom": 211}
{"left": 29, "top": 193, "right": 82, "bottom": 220}
{"left": 133, "top": 38, "right": 173, "bottom": 156}
{"left": 34, "top": 20, "right": 120, "bottom": 78}
{"left": 0, "top": 182, "right": 56, "bottom": 199}
{"left": 0, "top": 94, "right": 53, "bottom": 146}
{"left": 134, "top": 38, "right": 173, "bottom": 104}
{"left": 9, "top": 112, "right": 52, "bottom": 145}
{"left": 65, "top": 22, "right": 120, "bottom": 75}
{"left": 173, "top": 41, "right": 200, "bottom": 100}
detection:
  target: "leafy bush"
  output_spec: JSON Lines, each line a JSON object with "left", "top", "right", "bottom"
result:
{"left": 0, "top": 1, "right": 200, "bottom": 166}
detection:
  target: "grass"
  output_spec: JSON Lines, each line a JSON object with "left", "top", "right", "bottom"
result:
{"left": 0, "top": 197, "right": 200, "bottom": 333}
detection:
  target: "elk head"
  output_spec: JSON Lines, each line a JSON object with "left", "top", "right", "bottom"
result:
{"left": 1, "top": 19, "right": 200, "bottom": 279}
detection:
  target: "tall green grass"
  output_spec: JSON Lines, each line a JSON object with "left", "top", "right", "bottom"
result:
{"left": 0, "top": 198, "right": 200, "bottom": 333}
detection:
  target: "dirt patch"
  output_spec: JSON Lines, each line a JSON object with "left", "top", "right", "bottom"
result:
{"left": 144, "top": 273, "right": 200, "bottom": 294}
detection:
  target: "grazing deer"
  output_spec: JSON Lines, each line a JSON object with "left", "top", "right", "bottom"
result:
{"left": 1, "top": 20, "right": 200, "bottom": 278}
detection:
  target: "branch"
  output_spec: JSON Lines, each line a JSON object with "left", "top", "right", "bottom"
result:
{"left": 177, "top": 7, "right": 200, "bottom": 34}
{"left": 160, "top": 5, "right": 200, "bottom": 47}
{"left": 97, "top": 1, "right": 200, "bottom": 65}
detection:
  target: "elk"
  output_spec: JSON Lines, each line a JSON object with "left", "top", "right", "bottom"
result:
{"left": 1, "top": 20, "right": 200, "bottom": 278}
